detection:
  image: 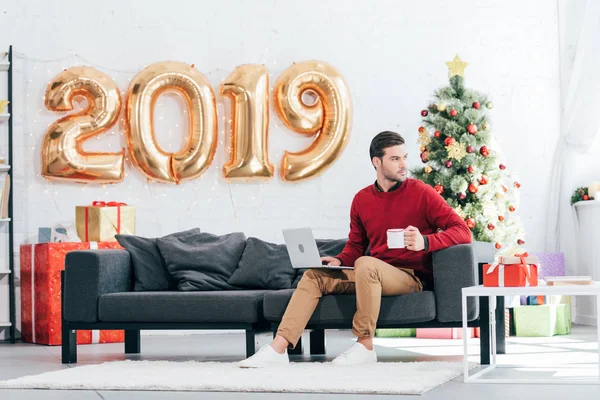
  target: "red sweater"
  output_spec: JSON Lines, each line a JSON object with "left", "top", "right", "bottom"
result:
{"left": 335, "top": 178, "right": 472, "bottom": 285}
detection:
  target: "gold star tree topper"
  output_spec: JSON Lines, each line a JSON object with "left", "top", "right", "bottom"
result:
{"left": 446, "top": 54, "right": 468, "bottom": 77}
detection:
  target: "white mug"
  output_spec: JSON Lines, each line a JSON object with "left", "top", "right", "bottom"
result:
{"left": 387, "top": 229, "right": 405, "bottom": 249}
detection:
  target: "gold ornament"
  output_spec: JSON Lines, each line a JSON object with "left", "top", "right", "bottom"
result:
{"left": 445, "top": 54, "right": 468, "bottom": 78}
{"left": 418, "top": 128, "right": 431, "bottom": 146}
{"left": 453, "top": 205, "right": 467, "bottom": 219}
{"left": 486, "top": 101, "right": 494, "bottom": 109}
{"left": 0, "top": 100, "right": 9, "bottom": 114}
{"left": 420, "top": 145, "right": 426, "bottom": 152}
{"left": 495, "top": 192, "right": 505, "bottom": 199}
{"left": 483, "top": 123, "right": 490, "bottom": 131}
{"left": 445, "top": 141, "right": 468, "bottom": 161}
{"left": 274, "top": 60, "right": 352, "bottom": 182}
{"left": 436, "top": 102, "right": 447, "bottom": 112}
{"left": 424, "top": 165, "right": 433, "bottom": 174}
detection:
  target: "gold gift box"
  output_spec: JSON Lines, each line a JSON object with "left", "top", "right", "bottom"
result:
{"left": 76, "top": 202, "right": 135, "bottom": 242}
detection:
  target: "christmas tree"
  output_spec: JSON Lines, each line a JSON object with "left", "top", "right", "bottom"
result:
{"left": 410, "top": 55, "right": 525, "bottom": 256}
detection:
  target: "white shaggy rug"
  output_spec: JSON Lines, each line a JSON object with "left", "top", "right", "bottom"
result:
{"left": 0, "top": 360, "right": 472, "bottom": 395}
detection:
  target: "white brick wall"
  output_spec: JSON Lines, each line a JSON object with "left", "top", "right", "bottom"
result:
{"left": 0, "top": 0, "right": 563, "bottom": 337}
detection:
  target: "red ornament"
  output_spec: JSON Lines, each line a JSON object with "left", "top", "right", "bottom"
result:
{"left": 458, "top": 192, "right": 466, "bottom": 200}
{"left": 488, "top": 223, "right": 495, "bottom": 231}
{"left": 466, "top": 218, "right": 476, "bottom": 228}
{"left": 421, "top": 110, "right": 428, "bottom": 117}
{"left": 468, "top": 183, "right": 478, "bottom": 194}
{"left": 517, "top": 239, "right": 525, "bottom": 245}
{"left": 478, "top": 175, "right": 488, "bottom": 185}
{"left": 420, "top": 151, "right": 429, "bottom": 163}
{"left": 472, "top": 101, "right": 480, "bottom": 109}
{"left": 449, "top": 109, "right": 458, "bottom": 117}
{"left": 509, "top": 205, "right": 516, "bottom": 212}
{"left": 502, "top": 185, "right": 508, "bottom": 193}
{"left": 495, "top": 243, "right": 502, "bottom": 250}
{"left": 466, "top": 145, "right": 474, "bottom": 153}
{"left": 514, "top": 181, "right": 521, "bottom": 189}
{"left": 467, "top": 123, "right": 478, "bottom": 134}
{"left": 480, "top": 146, "right": 490, "bottom": 157}
{"left": 499, "top": 163, "right": 506, "bottom": 170}
{"left": 444, "top": 137, "right": 455, "bottom": 146}
{"left": 445, "top": 160, "right": 453, "bottom": 168}
{"left": 467, "top": 165, "right": 476, "bottom": 174}
{"left": 498, "top": 215, "right": 505, "bottom": 221}
{"left": 583, "top": 194, "right": 589, "bottom": 201}
{"left": 418, "top": 126, "right": 425, "bottom": 133}
{"left": 434, "top": 130, "right": 441, "bottom": 138}
{"left": 434, "top": 184, "right": 444, "bottom": 194}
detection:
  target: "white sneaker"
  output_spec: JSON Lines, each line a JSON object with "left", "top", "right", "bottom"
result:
{"left": 332, "top": 342, "right": 377, "bottom": 366}
{"left": 238, "top": 345, "right": 289, "bottom": 368}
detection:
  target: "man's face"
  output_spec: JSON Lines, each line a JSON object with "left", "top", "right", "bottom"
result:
{"left": 375, "top": 144, "right": 408, "bottom": 182}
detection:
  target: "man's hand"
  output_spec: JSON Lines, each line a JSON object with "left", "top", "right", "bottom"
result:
{"left": 404, "top": 226, "right": 425, "bottom": 251}
{"left": 320, "top": 256, "right": 341, "bottom": 266}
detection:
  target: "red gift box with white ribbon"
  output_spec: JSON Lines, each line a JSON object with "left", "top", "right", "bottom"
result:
{"left": 483, "top": 253, "right": 539, "bottom": 287}
{"left": 20, "top": 241, "right": 125, "bottom": 345}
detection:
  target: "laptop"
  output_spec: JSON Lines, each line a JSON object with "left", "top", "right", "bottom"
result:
{"left": 282, "top": 227, "right": 354, "bottom": 270}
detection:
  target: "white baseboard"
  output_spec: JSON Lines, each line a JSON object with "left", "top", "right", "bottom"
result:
{"left": 141, "top": 330, "right": 241, "bottom": 336}
{"left": 573, "top": 314, "right": 598, "bottom": 326}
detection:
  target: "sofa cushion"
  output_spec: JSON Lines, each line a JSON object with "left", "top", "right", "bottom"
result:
{"left": 99, "top": 290, "right": 268, "bottom": 323}
{"left": 157, "top": 231, "right": 246, "bottom": 291}
{"left": 115, "top": 228, "right": 200, "bottom": 291}
{"left": 228, "top": 237, "right": 296, "bottom": 290}
{"left": 292, "top": 238, "right": 347, "bottom": 288}
{"left": 263, "top": 290, "right": 436, "bottom": 325}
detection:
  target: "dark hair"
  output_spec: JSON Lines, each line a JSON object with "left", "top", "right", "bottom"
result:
{"left": 369, "top": 131, "right": 405, "bottom": 161}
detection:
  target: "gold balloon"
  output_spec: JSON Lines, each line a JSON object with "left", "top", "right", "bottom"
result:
{"left": 41, "top": 67, "right": 124, "bottom": 183}
{"left": 221, "top": 64, "right": 274, "bottom": 181}
{"left": 126, "top": 61, "right": 217, "bottom": 184}
{"left": 274, "top": 60, "right": 352, "bottom": 182}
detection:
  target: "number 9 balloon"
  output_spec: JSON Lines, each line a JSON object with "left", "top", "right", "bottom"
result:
{"left": 273, "top": 60, "right": 352, "bottom": 182}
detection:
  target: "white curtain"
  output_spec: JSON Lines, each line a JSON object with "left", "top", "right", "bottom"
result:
{"left": 545, "top": 0, "right": 600, "bottom": 275}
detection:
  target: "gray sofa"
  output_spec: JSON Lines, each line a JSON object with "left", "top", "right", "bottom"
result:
{"left": 61, "top": 241, "right": 504, "bottom": 364}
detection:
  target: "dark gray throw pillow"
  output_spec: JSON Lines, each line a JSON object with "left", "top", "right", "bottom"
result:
{"left": 115, "top": 228, "right": 201, "bottom": 291}
{"left": 228, "top": 237, "right": 296, "bottom": 290}
{"left": 292, "top": 238, "right": 348, "bottom": 288}
{"left": 157, "top": 231, "right": 246, "bottom": 291}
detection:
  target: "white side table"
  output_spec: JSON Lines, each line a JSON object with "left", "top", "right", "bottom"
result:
{"left": 462, "top": 283, "right": 600, "bottom": 384}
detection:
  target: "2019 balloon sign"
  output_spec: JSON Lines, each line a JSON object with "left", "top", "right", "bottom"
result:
{"left": 40, "top": 60, "right": 353, "bottom": 184}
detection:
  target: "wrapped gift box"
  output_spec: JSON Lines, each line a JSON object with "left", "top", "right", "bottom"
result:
{"left": 513, "top": 304, "right": 571, "bottom": 337}
{"left": 526, "top": 295, "right": 547, "bottom": 305}
{"left": 76, "top": 201, "right": 135, "bottom": 242}
{"left": 20, "top": 241, "right": 125, "bottom": 345}
{"left": 483, "top": 254, "right": 539, "bottom": 287}
{"left": 530, "top": 252, "right": 565, "bottom": 278}
{"left": 416, "top": 328, "right": 475, "bottom": 339}
{"left": 375, "top": 328, "right": 416, "bottom": 338}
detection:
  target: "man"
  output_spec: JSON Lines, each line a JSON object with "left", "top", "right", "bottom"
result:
{"left": 239, "top": 131, "right": 472, "bottom": 368}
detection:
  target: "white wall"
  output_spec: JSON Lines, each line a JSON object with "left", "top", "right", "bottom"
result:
{"left": 0, "top": 0, "right": 562, "bottom": 335}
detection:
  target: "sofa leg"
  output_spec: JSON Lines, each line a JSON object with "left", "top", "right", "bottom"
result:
{"left": 61, "top": 325, "right": 77, "bottom": 364}
{"left": 289, "top": 336, "right": 303, "bottom": 355}
{"left": 310, "top": 329, "right": 326, "bottom": 355}
{"left": 245, "top": 329, "right": 256, "bottom": 357}
{"left": 125, "top": 330, "right": 141, "bottom": 354}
